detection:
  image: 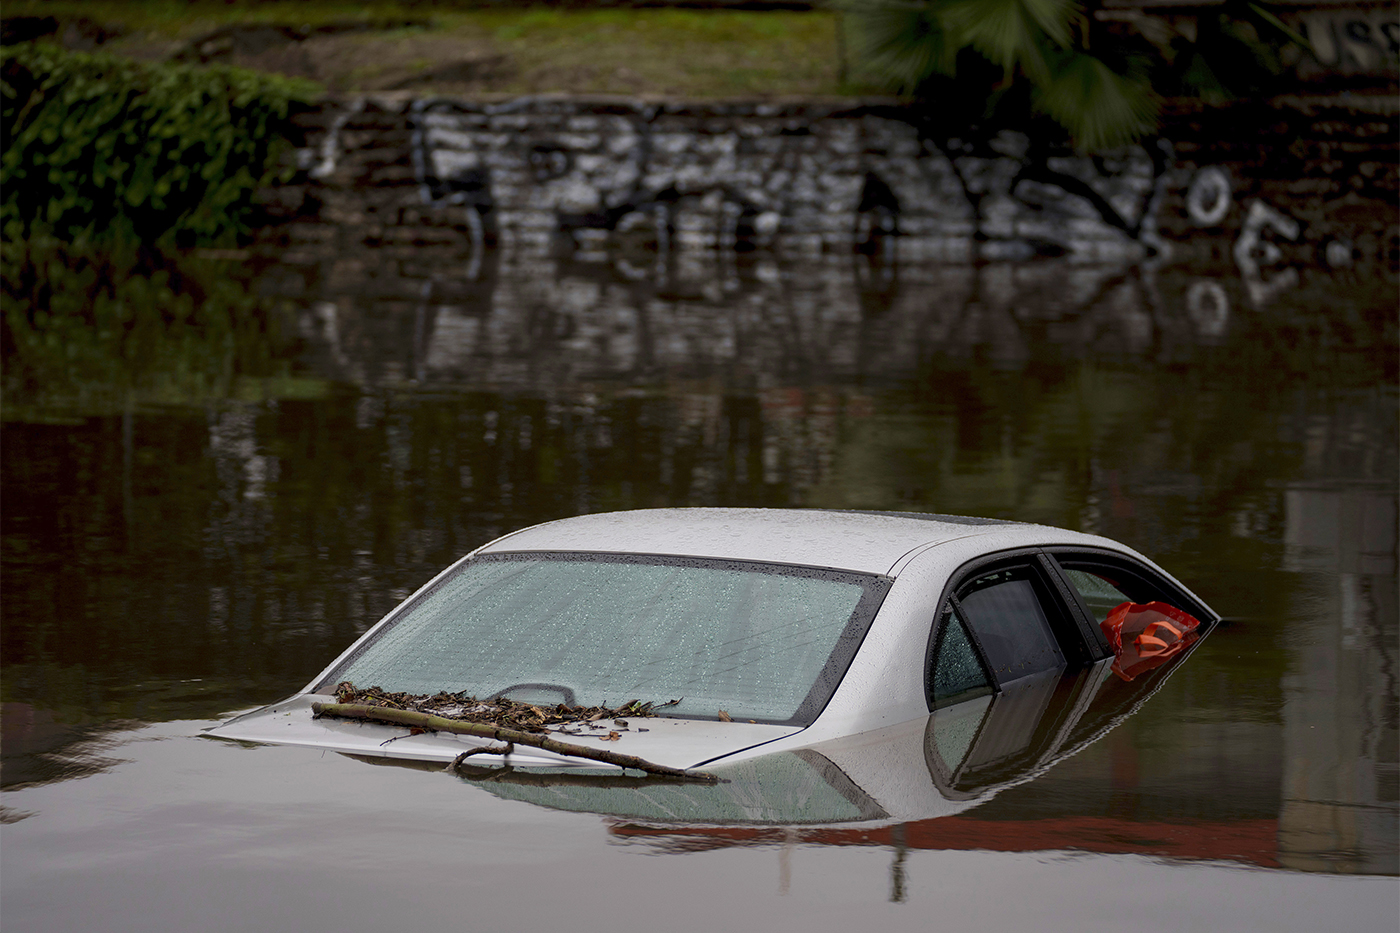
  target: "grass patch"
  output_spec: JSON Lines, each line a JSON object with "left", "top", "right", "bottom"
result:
{"left": 478, "top": 10, "right": 845, "bottom": 96}
{"left": 5, "top": 1, "right": 870, "bottom": 97}
{"left": 5, "top": 1, "right": 438, "bottom": 35}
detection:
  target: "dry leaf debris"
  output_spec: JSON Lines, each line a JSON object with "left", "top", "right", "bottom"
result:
{"left": 333, "top": 682, "right": 679, "bottom": 738}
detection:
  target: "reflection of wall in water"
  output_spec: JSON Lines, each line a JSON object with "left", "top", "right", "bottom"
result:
{"left": 285, "top": 254, "right": 1319, "bottom": 392}
{"left": 272, "top": 235, "right": 1395, "bottom": 553}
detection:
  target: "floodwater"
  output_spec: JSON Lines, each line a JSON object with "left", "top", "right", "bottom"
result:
{"left": 2, "top": 241, "right": 1396, "bottom": 932}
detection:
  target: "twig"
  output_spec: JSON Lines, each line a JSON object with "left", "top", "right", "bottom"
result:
{"left": 448, "top": 743, "right": 514, "bottom": 766}
{"left": 312, "top": 702, "right": 720, "bottom": 783}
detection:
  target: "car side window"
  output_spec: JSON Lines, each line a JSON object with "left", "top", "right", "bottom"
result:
{"left": 1061, "top": 569, "right": 1132, "bottom": 623}
{"left": 1049, "top": 550, "right": 1217, "bottom": 631}
{"left": 929, "top": 550, "right": 1202, "bottom": 711}
{"left": 954, "top": 568, "right": 1066, "bottom": 685}
{"left": 930, "top": 605, "right": 994, "bottom": 708}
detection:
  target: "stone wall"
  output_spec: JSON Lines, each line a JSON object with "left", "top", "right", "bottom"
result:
{"left": 261, "top": 95, "right": 1397, "bottom": 285}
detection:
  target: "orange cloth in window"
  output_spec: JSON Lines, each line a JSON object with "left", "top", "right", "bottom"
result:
{"left": 1101, "top": 601, "right": 1201, "bottom": 681}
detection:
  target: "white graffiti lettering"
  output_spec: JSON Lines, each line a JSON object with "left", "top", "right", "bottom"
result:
{"left": 1186, "top": 167, "right": 1232, "bottom": 227}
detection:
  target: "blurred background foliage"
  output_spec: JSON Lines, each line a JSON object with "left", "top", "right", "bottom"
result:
{"left": 839, "top": 0, "right": 1310, "bottom": 149}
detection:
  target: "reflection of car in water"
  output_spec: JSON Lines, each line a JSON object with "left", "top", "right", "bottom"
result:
{"left": 465, "top": 645, "right": 1203, "bottom": 827}
{"left": 209, "top": 508, "right": 1218, "bottom": 823}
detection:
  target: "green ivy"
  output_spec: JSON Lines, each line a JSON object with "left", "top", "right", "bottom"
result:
{"left": 1, "top": 42, "right": 318, "bottom": 248}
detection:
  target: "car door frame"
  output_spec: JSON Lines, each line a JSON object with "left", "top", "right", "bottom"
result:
{"left": 923, "top": 545, "right": 1212, "bottom": 711}
{"left": 1042, "top": 546, "right": 1218, "bottom": 626}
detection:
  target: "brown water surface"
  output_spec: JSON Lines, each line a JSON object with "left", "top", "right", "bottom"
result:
{"left": 2, "top": 246, "right": 1396, "bottom": 931}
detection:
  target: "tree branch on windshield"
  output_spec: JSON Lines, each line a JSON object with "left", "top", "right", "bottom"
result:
{"left": 311, "top": 702, "right": 721, "bottom": 783}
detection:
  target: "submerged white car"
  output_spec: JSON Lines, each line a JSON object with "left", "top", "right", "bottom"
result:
{"left": 209, "top": 508, "right": 1218, "bottom": 797}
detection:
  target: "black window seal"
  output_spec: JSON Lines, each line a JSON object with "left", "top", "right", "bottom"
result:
{"left": 1035, "top": 552, "right": 1113, "bottom": 660}
{"left": 924, "top": 547, "right": 1034, "bottom": 707}
{"left": 315, "top": 549, "right": 893, "bottom": 728}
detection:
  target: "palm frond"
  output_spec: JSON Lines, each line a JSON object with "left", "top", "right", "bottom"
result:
{"left": 842, "top": 0, "right": 959, "bottom": 90}
{"left": 942, "top": 0, "right": 1078, "bottom": 77}
{"left": 1245, "top": 2, "right": 1312, "bottom": 50}
{"left": 1033, "top": 51, "right": 1159, "bottom": 150}
{"left": 834, "top": 0, "right": 1165, "bottom": 152}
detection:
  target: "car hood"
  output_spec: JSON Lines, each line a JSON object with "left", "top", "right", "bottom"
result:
{"left": 204, "top": 694, "right": 804, "bottom": 771}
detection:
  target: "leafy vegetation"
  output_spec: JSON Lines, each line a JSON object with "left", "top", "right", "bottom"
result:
{"left": 839, "top": 0, "right": 1307, "bottom": 150}
{"left": 2, "top": 41, "right": 317, "bottom": 248}
{"left": 1, "top": 43, "right": 315, "bottom": 415}
{"left": 1159, "top": 0, "right": 1310, "bottom": 103}
{"left": 3, "top": 2, "right": 846, "bottom": 98}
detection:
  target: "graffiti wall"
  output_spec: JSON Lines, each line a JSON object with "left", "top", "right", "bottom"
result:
{"left": 260, "top": 94, "right": 1397, "bottom": 324}
{"left": 1291, "top": 3, "right": 1400, "bottom": 76}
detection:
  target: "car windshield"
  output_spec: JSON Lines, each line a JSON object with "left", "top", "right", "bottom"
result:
{"left": 320, "top": 553, "right": 890, "bottom": 725}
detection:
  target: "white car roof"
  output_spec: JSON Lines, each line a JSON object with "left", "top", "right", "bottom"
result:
{"left": 474, "top": 508, "right": 1120, "bottom": 576}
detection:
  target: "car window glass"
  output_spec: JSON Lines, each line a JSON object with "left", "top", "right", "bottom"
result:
{"left": 1063, "top": 568, "right": 1132, "bottom": 622}
{"left": 327, "top": 555, "right": 877, "bottom": 724}
{"left": 957, "top": 570, "right": 1065, "bottom": 685}
{"left": 930, "top": 607, "right": 993, "bottom": 707}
